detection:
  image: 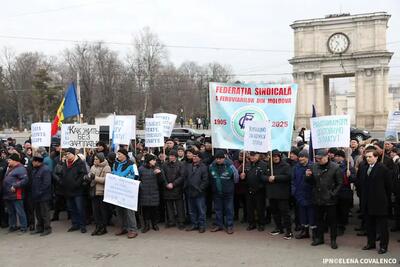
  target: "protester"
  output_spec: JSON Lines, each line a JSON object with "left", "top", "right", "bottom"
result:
{"left": 88, "top": 152, "right": 111, "bottom": 236}
{"left": 30, "top": 155, "right": 52, "bottom": 236}
{"left": 3, "top": 153, "right": 29, "bottom": 233}
{"left": 209, "top": 150, "right": 238, "bottom": 234}
{"left": 62, "top": 148, "right": 88, "bottom": 233}
{"left": 305, "top": 149, "right": 343, "bottom": 249}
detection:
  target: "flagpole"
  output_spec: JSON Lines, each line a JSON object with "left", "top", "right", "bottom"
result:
{"left": 77, "top": 71, "right": 82, "bottom": 123}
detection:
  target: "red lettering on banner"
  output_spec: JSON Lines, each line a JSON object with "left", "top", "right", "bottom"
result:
{"left": 254, "top": 86, "right": 292, "bottom": 96}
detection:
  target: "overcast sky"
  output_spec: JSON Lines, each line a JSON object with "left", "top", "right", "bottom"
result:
{"left": 1, "top": 0, "right": 399, "bottom": 86}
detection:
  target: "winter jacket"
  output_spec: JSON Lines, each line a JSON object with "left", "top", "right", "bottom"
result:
{"left": 2, "top": 163, "right": 29, "bottom": 200}
{"left": 89, "top": 160, "right": 111, "bottom": 196}
{"left": 209, "top": 159, "right": 239, "bottom": 195}
{"left": 183, "top": 162, "right": 209, "bottom": 198}
{"left": 291, "top": 161, "right": 314, "bottom": 206}
{"left": 112, "top": 159, "right": 137, "bottom": 179}
{"left": 266, "top": 159, "right": 292, "bottom": 199}
{"left": 305, "top": 161, "right": 343, "bottom": 206}
{"left": 52, "top": 160, "right": 64, "bottom": 196}
{"left": 337, "top": 161, "right": 355, "bottom": 199}
{"left": 31, "top": 164, "right": 52, "bottom": 202}
{"left": 138, "top": 165, "right": 165, "bottom": 206}
{"left": 162, "top": 160, "right": 184, "bottom": 200}
{"left": 61, "top": 157, "right": 87, "bottom": 197}
{"left": 243, "top": 160, "right": 268, "bottom": 193}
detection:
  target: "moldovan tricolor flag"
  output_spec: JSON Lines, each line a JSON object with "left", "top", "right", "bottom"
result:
{"left": 51, "top": 83, "right": 80, "bottom": 136}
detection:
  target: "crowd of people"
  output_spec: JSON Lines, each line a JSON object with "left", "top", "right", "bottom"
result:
{"left": 0, "top": 134, "right": 399, "bottom": 255}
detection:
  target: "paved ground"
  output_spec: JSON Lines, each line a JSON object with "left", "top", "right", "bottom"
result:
{"left": 0, "top": 213, "right": 399, "bottom": 267}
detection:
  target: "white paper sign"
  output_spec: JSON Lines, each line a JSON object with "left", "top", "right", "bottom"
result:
{"left": 304, "top": 130, "right": 311, "bottom": 142}
{"left": 310, "top": 115, "right": 350, "bottom": 149}
{"left": 244, "top": 120, "right": 272, "bottom": 153}
{"left": 103, "top": 173, "right": 140, "bottom": 211}
{"left": 61, "top": 124, "right": 99, "bottom": 148}
{"left": 154, "top": 113, "right": 177, "bottom": 137}
{"left": 113, "top": 115, "right": 136, "bottom": 145}
{"left": 31, "top": 122, "right": 51, "bottom": 147}
{"left": 385, "top": 111, "right": 400, "bottom": 141}
{"left": 145, "top": 118, "right": 164, "bottom": 147}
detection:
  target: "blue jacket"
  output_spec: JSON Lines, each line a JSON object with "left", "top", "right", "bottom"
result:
{"left": 291, "top": 162, "right": 313, "bottom": 206}
{"left": 112, "top": 159, "right": 138, "bottom": 179}
{"left": 31, "top": 164, "right": 52, "bottom": 202}
{"left": 2, "top": 163, "right": 29, "bottom": 200}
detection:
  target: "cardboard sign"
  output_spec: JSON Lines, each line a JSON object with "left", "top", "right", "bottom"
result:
{"left": 31, "top": 122, "right": 51, "bottom": 147}
{"left": 244, "top": 120, "right": 272, "bottom": 153}
{"left": 103, "top": 173, "right": 140, "bottom": 211}
{"left": 61, "top": 124, "right": 99, "bottom": 148}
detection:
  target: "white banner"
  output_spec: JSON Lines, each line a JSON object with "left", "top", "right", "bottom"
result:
{"left": 31, "top": 122, "right": 51, "bottom": 148}
{"left": 154, "top": 113, "right": 177, "bottom": 137}
{"left": 244, "top": 120, "right": 272, "bottom": 153}
{"left": 61, "top": 124, "right": 99, "bottom": 148}
{"left": 310, "top": 115, "right": 350, "bottom": 149}
{"left": 113, "top": 115, "right": 136, "bottom": 145}
{"left": 103, "top": 173, "right": 140, "bottom": 211}
{"left": 145, "top": 118, "right": 164, "bottom": 147}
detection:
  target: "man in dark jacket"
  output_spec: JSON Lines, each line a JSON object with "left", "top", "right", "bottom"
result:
{"left": 305, "top": 149, "right": 343, "bottom": 249}
{"left": 162, "top": 150, "right": 185, "bottom": 230}
{"left": 267, "top": 149, "right": 293, "bottom": 239}
{"left": 61, "top": 148, "right": 87, "bottom": 233}
{"left": 209, "top": 150, "right": 239, "bottom": 234}
{"left": 292, "top": 150, "right": 315, "bottom": 240}
{"left": 30, "top": 155, "right": 52, "bottom": 236}
{"left": 240, "top": 151, "right": 268, "bottom": 231}
{"left": 183, "top": 150, "right": 209, "bottom": 233}
{"left": 360, "top": 149, "right": 392, "bottom": 254}
{"left": 3, "top": 153, "right": 29, "bottom": 232}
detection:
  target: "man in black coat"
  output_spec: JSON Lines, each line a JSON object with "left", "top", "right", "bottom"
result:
{"left": 30, "top": 155, "right": 52, "bottom": 236}
{"left": 240, "top": 151, "right": 268, "bottom": 232}
{"left": 183, "top": 150, "right": 209, "bottom": 233}
{"left": 306, "top": 149, "right": 342, "bottom": 249}
{"left": 360, "top": 149, "right": 392, "bottom": 254}
{"left": 61, "top": 148, "right": 87, "bottom": 233}
{"left": 267, "top": 149, "right": 293, "bottom": 239}
{"left": 162, "top": 150, "right": 185, "bottom": 230}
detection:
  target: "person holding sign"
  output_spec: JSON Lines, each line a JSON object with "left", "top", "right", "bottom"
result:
{"left": 112, "top": 149, "right": 139, "bottom": 239}
{"left": 305, "top": 150, "right": 343, "bottom": 249}
{"left": 138, "top": 154, "right": 166, "bottom": 233}
{"left": 267, "top": 150, "right": 293, "bottom": 240}
{"left": 240, "top": 151, "right": 268, "bottom": 232}
{"left": 209, "top": 150, "right": 239, "bottom": 234}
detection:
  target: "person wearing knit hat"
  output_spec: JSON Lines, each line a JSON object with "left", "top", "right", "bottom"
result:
{"left": 292, "top": 147, "right": 315, "bottom": 240}
{"left": 268, "top": 148, "right": 293, "bottom": 239}
{"left": 89, "top": 151, "right": 111, "bottom": 236}
{"left": 31, "top": 152, "right": 53, "bottom": 236}
{"left": 139, "top": 152, "right": 164, "bottom": 233}
{"left": 162, "top": 149, "right": 185, "bottom": 229}
{"left": 184, "top": 146, "right": 209, "bottom": 233}
{"left": 113, "top": 147, "right": 139, "bottom": 239}
{"left": 4, "top": 152, "right": 29, "bottom": 232}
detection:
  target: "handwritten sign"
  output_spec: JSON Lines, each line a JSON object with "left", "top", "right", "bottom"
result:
{"left": 244, "top": 120, "right": 272, "bottom": 153}
{"left": 31, "top": 122, "right": 51, "bottom": 147}
{"left": 103, "top": 173, "right": 140, "bottom": 211}
{"left": 113, "top": 115, "right": 136, "bottom": 145}
{"left": 61, "top": 124, "right": 99, "bottom": 148}
{"left": 154, "top": 113, "right": 177, "bottom": 137}
{"left": 310, "top": 115, "right": 350, "bottom": 149}
{"left": 145, "top": 118, "right": 164, "bottom": 147}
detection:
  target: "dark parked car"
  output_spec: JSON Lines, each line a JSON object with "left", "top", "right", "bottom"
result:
{"left": 350, "top": 127, "right": 371, "bottom": 142}
{"left": 171, "top": 128, "right": 205, "bottom": 142}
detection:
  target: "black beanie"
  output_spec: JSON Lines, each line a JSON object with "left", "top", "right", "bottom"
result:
{"left": 9, "top": 153, "right": 20, "bottom": 162}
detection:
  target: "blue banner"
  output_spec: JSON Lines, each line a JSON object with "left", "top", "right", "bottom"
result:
{"left": 209, "top": 82, "right": 298, "bottom": 151}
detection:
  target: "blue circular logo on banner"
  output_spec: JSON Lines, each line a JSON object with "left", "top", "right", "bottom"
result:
{"left": 231, "top": 106, "right": 267, "bottom": 140}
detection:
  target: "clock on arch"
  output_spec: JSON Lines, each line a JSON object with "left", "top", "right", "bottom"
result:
{"left": 327, "top": 32, "right": 350, "bottom": 54}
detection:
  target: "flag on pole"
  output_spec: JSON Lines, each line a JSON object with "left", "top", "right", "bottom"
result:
{"left": 309, "top": 105, "right": 316, "bottom": 162}
{"left": 51, "top": 83, "right": 80, "bottom": 136}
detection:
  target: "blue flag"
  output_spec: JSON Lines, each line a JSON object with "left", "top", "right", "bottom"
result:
{"left": 63, "top": 83, "right": 80, "bottom": 118}
{"left": 309, "top": 105, "right": 316, "bottom": 162}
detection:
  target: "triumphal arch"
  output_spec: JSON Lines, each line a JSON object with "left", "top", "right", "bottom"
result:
{"left": 289, "top": 12, "right": 393, "bottom": 130}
